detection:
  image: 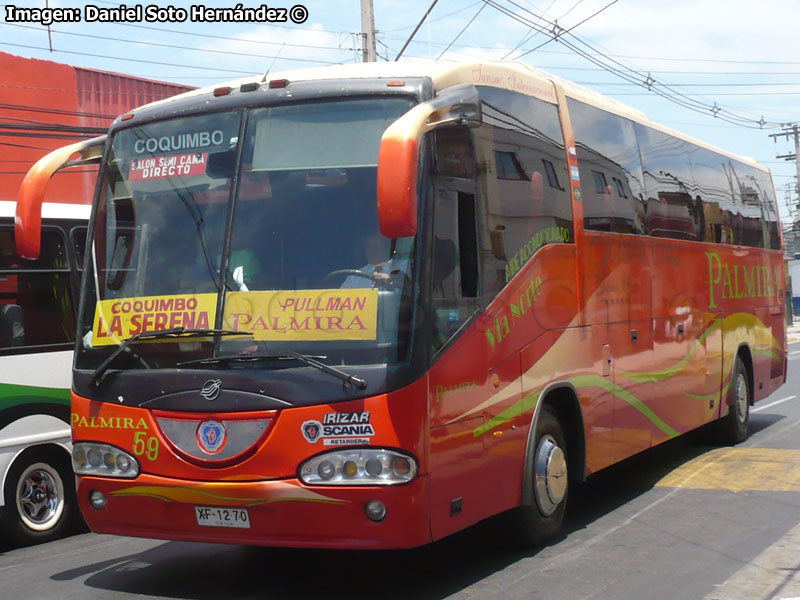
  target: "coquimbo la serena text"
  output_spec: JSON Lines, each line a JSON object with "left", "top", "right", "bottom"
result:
{"left": 14, "top": 61, "right": 786, "bottom": 548}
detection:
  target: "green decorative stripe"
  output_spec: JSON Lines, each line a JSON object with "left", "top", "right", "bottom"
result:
{"left": 0, "top": 382, "right": 71, "bottom": 411}
{"left": 473, "top": 375, "right": 679, "bottom": 440}
{"left": 752, "top": 346, "right": 780, "bottom": 361}
{"left": 568, "top": 375, "right": 680, "bottom": 438}
{"left": 618, "top": 318, "right": 721, "bottom": 384}
{"left": 473, "top": 389, "right": 541, "bottom": 438}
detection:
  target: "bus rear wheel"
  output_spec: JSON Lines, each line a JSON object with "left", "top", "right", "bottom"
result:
{"left": 718, "top": 356, "right": 750, "bottom": 445}
{"left": 0, "top": 448, "right": 79, "bottom": 547}
{"left": 513, "top": 404, "right": 569, "bottom": 546}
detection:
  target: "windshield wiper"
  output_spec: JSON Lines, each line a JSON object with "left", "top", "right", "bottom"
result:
{"left": 90, "top": 327, "right": 251, "bottom": 387}
{"left": 287, "top": 351, "right": 367, "bottom": 390}
{"left": 178, "top": 351, "right": 367, "bottom": 390}
{"left": 177, "top": 352, "right": 327, "bottom": 367}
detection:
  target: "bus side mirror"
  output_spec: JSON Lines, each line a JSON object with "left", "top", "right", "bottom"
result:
{"left": 15, "top": 136, "right": 106, "bottom": 259}
{"left": 377, "top": 84, "right": 481, "bottom": 238}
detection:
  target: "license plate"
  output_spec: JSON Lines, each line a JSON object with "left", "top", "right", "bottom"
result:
{"left": 195, "top": 506, "right": 251, "bottom": 529}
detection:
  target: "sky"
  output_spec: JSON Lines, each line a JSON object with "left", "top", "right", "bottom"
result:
{"left": 4, "top": 0, "right": 800, "bottom": 222}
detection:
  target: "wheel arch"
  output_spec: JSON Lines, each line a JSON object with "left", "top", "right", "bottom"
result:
{"left": 521, "top": 382, "right": 586, "bottom": 506}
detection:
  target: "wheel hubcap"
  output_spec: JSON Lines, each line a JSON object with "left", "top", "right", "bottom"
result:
{"left": 735, "top": 373, "right": 748, "bottom": 424}
{"left": 16, "top": 463, "right": 64, "bottom": 531}
{"left": 534, "top": 434, "right": 567, "bottom": 516}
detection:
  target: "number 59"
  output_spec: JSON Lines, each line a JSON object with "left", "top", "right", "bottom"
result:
{"left": 133, "top": 431, "right": 159, "bottom": 461}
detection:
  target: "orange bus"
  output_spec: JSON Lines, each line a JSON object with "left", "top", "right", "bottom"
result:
{"left": 14, "top": 61, "right": 786, "bottom": 548}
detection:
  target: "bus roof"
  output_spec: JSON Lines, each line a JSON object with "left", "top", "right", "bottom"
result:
{"left": 130, "top": 60, "right": 766, "bottom": 172}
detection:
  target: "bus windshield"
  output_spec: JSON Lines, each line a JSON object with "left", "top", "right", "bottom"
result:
{"left": 76, "top": 96, "right": 418, "bottom": 371}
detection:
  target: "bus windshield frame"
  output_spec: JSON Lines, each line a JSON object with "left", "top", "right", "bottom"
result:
{"left": 75, "top": 94, "right": 421, "bottom": 373}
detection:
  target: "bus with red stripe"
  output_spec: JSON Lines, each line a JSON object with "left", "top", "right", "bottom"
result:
{"left": 13, "top": 61, "right": 786, "bottom": 548}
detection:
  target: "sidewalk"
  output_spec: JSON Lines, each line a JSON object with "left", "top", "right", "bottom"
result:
{"left": 788, "top": 318, "right": 800, "bottom": 344}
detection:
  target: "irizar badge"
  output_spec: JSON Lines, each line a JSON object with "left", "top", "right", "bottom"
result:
{"left": 201, "top": 379, "right": 222, "bottom": 401}
{"left": 197, "top": 420, "right": 227, "bottom": 454}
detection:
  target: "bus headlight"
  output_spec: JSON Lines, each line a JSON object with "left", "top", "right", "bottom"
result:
{"left": 73, "top": 442, "right": 139, "bottom": 478}
{"left": 299, "top": 449, "right": 417, "bottom": 486}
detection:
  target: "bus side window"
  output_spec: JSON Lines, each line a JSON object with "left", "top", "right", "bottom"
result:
{"left": 431, "top": 129, "right": 480, "bottom": 354}
{"left": 568, "top": 98, "right": 646, "bottom": 235}
{"left": 0, "top": 226, "right": 76, "bottom": 350}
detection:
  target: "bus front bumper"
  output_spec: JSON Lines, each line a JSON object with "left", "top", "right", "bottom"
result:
{"left": 76, "top": 474, "right": 431, "bottom": 549}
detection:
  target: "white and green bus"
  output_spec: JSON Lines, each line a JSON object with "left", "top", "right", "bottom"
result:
{"left": 0, "top": 200, "right": 89, "bottom": 545}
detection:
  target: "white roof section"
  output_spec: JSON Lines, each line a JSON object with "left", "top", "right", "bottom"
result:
{"left": 134, "top": 60, "right": 765, "bottom": 171}
{"left": 0, "top": 200, "right": 91, "bottom": 220}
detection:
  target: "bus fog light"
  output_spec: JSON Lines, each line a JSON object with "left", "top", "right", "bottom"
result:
{"left": 89, "top": 490, "right": 107, "bottom": 510}
{"left": 299, "top": 449, "right": 417, "bottom": 486}
{"left": 365, "top": 500, "right": 386, "bottom": 522}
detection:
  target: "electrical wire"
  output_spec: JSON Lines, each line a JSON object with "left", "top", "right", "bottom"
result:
{"left": 436, "top": 1, "right": 489, "bottom": 60}
{"left": 1, "top": 23, "right": 344, "bottom": 65}
{"left": 488, "top": 0, "right": 785, "bottom": 130}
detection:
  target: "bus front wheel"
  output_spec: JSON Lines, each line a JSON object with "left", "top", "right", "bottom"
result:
{"left": 514, "top": 404, "right": 569, "bottom": 546}
{"left": 0, "top": 448, "right": 80, "bottom": 547}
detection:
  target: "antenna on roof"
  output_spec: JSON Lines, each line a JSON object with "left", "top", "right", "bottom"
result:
{"left": 262, "top": 42, "right": 286, "bottom": 83}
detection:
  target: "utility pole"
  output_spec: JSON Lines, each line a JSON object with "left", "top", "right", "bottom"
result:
{"left": 770, "top": 124, "right": 800, "bottom": 208}
{"left": 360, "top": 0, "right": 377, "bottom": 62}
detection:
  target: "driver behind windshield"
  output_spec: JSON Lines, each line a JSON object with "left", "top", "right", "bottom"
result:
{"left": 341, "top": 233, "right": 409, "bottom": 289}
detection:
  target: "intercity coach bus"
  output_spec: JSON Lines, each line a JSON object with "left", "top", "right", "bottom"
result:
{"left": 13, "top": 61, "right": 785, "bottom": 548}
{"left": 0, "top": 200, "right": 89, "bottom": 545}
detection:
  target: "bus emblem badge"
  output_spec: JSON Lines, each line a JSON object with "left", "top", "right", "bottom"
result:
{"left": 302, "top": 420, "right": 322, "bottom": 443}
{"left": 200, "top": 379, "right": 222, "bottom": 401}
{"left": 197, "top": 420, "right": 227, "bottom": 454}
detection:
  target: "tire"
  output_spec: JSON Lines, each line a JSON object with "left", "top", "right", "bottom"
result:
{"left": 0, "top": 447, "right": 80, "bottom": 547}
{"left": 512, "top": 404, "right": 569, "bottom": 546}
{"left": 718, "top": 356, "right": 750, "bottom": 445}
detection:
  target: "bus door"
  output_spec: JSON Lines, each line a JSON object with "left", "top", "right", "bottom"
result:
{"left": 427, "top": 172, "right": 490, "bottom": 540}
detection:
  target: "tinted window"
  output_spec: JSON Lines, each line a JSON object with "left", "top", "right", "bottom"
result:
{"left": 686, "top": 147, "right": 729, "bottom": 243}
{"left": 635, "top": 123, "right": 704, "bottom": 241}
{"left": 0, "top": 226, "right": 76, "bottom": 349}
{"left": 477, "top": 86, "right": 573, "bottom": 291}
{"left": 568, "top": 99, "right": 645, "bottom": 234}
{"left": 431, "top": 128, "right": 480, "bottom": 353}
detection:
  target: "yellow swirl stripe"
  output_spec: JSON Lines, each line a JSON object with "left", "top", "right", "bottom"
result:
{"left": 109, "top": 483, "right": 347, "bottom": 506}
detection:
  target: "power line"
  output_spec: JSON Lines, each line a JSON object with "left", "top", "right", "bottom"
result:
{"left": 395, "top": 0, "right": 441, "bottom": 61}
{"left": 1, "top": 23, "right": 345, "bottom": 64}
{"left": 487, "top": 0, "right": 783, "bottom": 130}
{"left": 436, "top": 1, "right": 489, "bottom": 60}
{"left": 0, "top": 42, "right": 266, "bottom": 74}
{"left": 513, "top": 0, "right": 621, "bottom": 59}
{"left": 384, "top": 1, "right": 485, "bottom": 32}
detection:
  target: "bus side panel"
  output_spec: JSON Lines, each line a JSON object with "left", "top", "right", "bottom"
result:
{"left": 428, "top": 244, "right": 579, "bottom": 540}
{"left": 705, "top": 247, "right": 785, "bottom": 407}
{"left": 649, "top": 237, "right": 723, "bottom": 440}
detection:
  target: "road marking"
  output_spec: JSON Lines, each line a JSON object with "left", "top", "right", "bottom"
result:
{"left": 704, "top": 520, "right": 800, "bottom": 599}
{"left": 657, "top": 448, "right": 800, "bottom": 492}
{"left": 790, "top": 351, "right": 800, "bottom": 355}
{"left": 503, "top": 448, "right": 731, "bottom": 589}
{"left": 753, "top": 395, "right": 797, "bottom": 413}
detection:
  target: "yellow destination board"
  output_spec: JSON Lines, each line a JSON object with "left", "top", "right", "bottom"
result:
{"left": 92, "top": 289, "right": 378, "bottom": 345}
{"left": 92, "top": 293, "right": 218, "bottom": 346}
{"left": 222, "top": 289, "right": 378, "bottom": 341}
